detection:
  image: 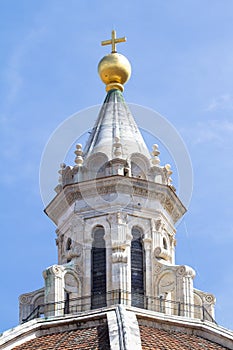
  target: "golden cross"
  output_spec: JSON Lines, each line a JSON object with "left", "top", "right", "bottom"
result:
{"left": 101, "top": 30, "right": 126, "bottom": 53}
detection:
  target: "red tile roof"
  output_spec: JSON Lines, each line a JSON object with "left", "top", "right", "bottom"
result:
{"left": 139, "top": 325, "right": 230, "bottom": 349}
{"left": 13, "top": 324, "right": 110, "bottom": 350}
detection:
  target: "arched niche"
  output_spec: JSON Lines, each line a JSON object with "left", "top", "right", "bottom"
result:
{"left": 193, "top": 291, "right": 203, "bottom": 320}
{"left": 31, "top": 291, "right": 45, "bottom": 318}
{"left": 85, "top": 152, "right": 108, "bottom": 179}
{"left": 157, "top": 272, "right": 176, "bottom": 315}
{"left": 64, "top": 271, "right": 81, "bottom": 314}
{"left": 130, "top": 153, "right": 150, "bottom": 180}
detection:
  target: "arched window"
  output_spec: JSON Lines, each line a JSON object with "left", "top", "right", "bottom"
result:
{"left": 131, "top": 227, "right": 144, "bottom": 308}
{"left": 91, "top": 226, "right": 106, "bottom": 309}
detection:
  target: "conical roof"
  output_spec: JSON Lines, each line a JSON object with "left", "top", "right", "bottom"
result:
{"left": 83, "top": 89, "right": 151, "bottom": 161}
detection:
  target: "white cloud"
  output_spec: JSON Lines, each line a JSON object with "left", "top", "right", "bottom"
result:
{"left": 4, "top": 26, "right": 46, "bottom": 108}
{"left": 181, "top": 119, "right": 233, "bottom": 145}
{"left": 206, "top": 94, "right": 233, "bottom": 111}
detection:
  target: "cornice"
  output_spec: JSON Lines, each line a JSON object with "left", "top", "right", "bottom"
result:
{"left": 45, "top": 176, "right": 186, "bottom": 225}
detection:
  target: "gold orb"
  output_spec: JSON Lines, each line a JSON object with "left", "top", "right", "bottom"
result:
{"left": 98, "top": 53, "right": 131, "bottom": 92}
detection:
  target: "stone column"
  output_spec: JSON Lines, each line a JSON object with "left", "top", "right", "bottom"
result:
{"left": 104, "top": 229, "right": 113, "bottom": 305}
{"left": 107, "top": 212, "right": 130, "bottom": 305}
{"left": 151, "top": 218, "right": 160, "bottom": 249}
{"left": 43, "top": 265, "right": 65, "bottom": 317}
{"left": 143, "top": 237, "right": 152, "bottom": 308}
{"left": 82, "top": 240, "right": 92, "bottom": 311}
{"left": 55, "top": 229, "right": 64, "bottom": 264}
{"left": 170, "top": 236, "right": 176, "bottom": 264}
{"left": 176, "top": 265, "right": 195, "bottom": 318}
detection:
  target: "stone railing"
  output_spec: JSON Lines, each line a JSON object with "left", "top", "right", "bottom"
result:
{"left": 22, "top": 290, "right": 216, "bottom": 325}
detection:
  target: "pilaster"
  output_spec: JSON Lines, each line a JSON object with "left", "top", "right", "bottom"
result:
{"left": 43, "top": 265, "right": 65, "bottom": 317}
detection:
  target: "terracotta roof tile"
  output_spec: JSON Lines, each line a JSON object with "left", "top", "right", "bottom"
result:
{"left": 13, "top": 324, "right": 110, "bottom": 350}
{"left": 139, "top": 325, "right": 230, "bottom": 350}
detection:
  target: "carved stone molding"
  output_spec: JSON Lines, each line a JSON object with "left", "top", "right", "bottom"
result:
{"left": 43, "top": 265, "right": 64, "bottom": 279}
{"left": 204, "top": 294, "right": 215, "bottom": 304}
{"left": 156, "top": 193, "right": 166, "bottom": 204}
{"left": 56, "top": 233, "right": 64, "bottom": 247}
{"left": 143, "top": 237, "right": 152, "bottom": 250}
{"left": 154, "top": 263, "right": 163, "bottom": 275}
{"left": 53, "top": 265, "right": 62, "bottom": 275}
{"left": 66, "top": 243, "right": 82, "bottom": 260}
{"left": 133, "top": 186, "right": 148, "bottom": 197}
{"left": 19, "top": 288, "right": 45, "bottom": 308}
{"left": 19, "top": 295, "right": 32, "bottom": 304}
{"left": 65, "top": 263, "right": 83, "bottom": 278}
{"left": 159, "top": 273, "right": 175, "bottom": 293}
{"left": 154, "top": 247, "right": 170, "bottom": 261}
{"left": 46, "top": 176, "right": 186, "bottom": 225}
{"left": 107, "top": 212, "right": 128, "bottom": 225}
{"left": 165, "top": 197, "right": 174, "bottom": 214}
{"left": 112, "top": 247, "right": 127, "bottom": 263}
{"left": 155, "top": 219, "right": 162, "bottom": 231}
{"left": 65, "top": 190, "right": 82, "bottom": 206}
{"left": 176, "top": 265, "right": 195, "bottom": 278}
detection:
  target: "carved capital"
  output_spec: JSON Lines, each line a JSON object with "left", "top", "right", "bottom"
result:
{"left": 44, "top": 265, "right": 64, "bottom": 279}
{"left": 112, "top": 247, "right": 127, "bottom": 263}
{"left": 155, "top": 219, "right": 162, "bottom": 231}
{"left": 152, "top": 218, "right": 165, "bottom": 232}
{"left": 143, "top": 237, "right": 152, "bottom": 250}
{"left": 51, "top": 265, "right": 63, "bottom": 276}
{"left": 112, "top": 241, "right": 127, "bottom": 250}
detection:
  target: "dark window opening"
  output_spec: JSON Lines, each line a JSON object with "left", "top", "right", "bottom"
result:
{"left": 163, "top": 237, "right": 168, "bottom": 250}
{"left": 91, "top": 226, "right": 106, "bottom": 309}
{"left": 64, "top": 292, "right": 70, "bottom": 314}
{"left": 66, "top": 238, "right": 72, "bottom": 251}
{"left": 131, "top": 227, "right": 144, "bottom": 308}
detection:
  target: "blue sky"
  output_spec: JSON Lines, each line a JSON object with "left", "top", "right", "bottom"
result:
{"left": 1, "top": 0, "right": 233, "bottom": 332}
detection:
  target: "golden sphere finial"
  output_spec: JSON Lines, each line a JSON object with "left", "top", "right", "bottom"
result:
{"left": 98, "top": 30, "right": 131, "bottom": 92}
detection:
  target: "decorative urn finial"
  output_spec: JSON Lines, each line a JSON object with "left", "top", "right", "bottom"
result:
{"left": 98, "top": 30, "right": 131, "bottom": 92}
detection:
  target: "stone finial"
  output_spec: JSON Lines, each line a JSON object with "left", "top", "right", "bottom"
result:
{"left": 74, "top": 144, "right": 83, "bottom": 167}
{"left": 58, "top": 163, "right": 66, "bottom": 184}
{"left": 164, "top": 163, "right": 173, "bottom": 185}
{"left": 151, "top": 144, "right": 160, "bottom": 165}
{"left": 54, "top": 163, "right": 66, "bottom": 193}
{"left": 113, "top": 137, "right": 122, "bottom": 158}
